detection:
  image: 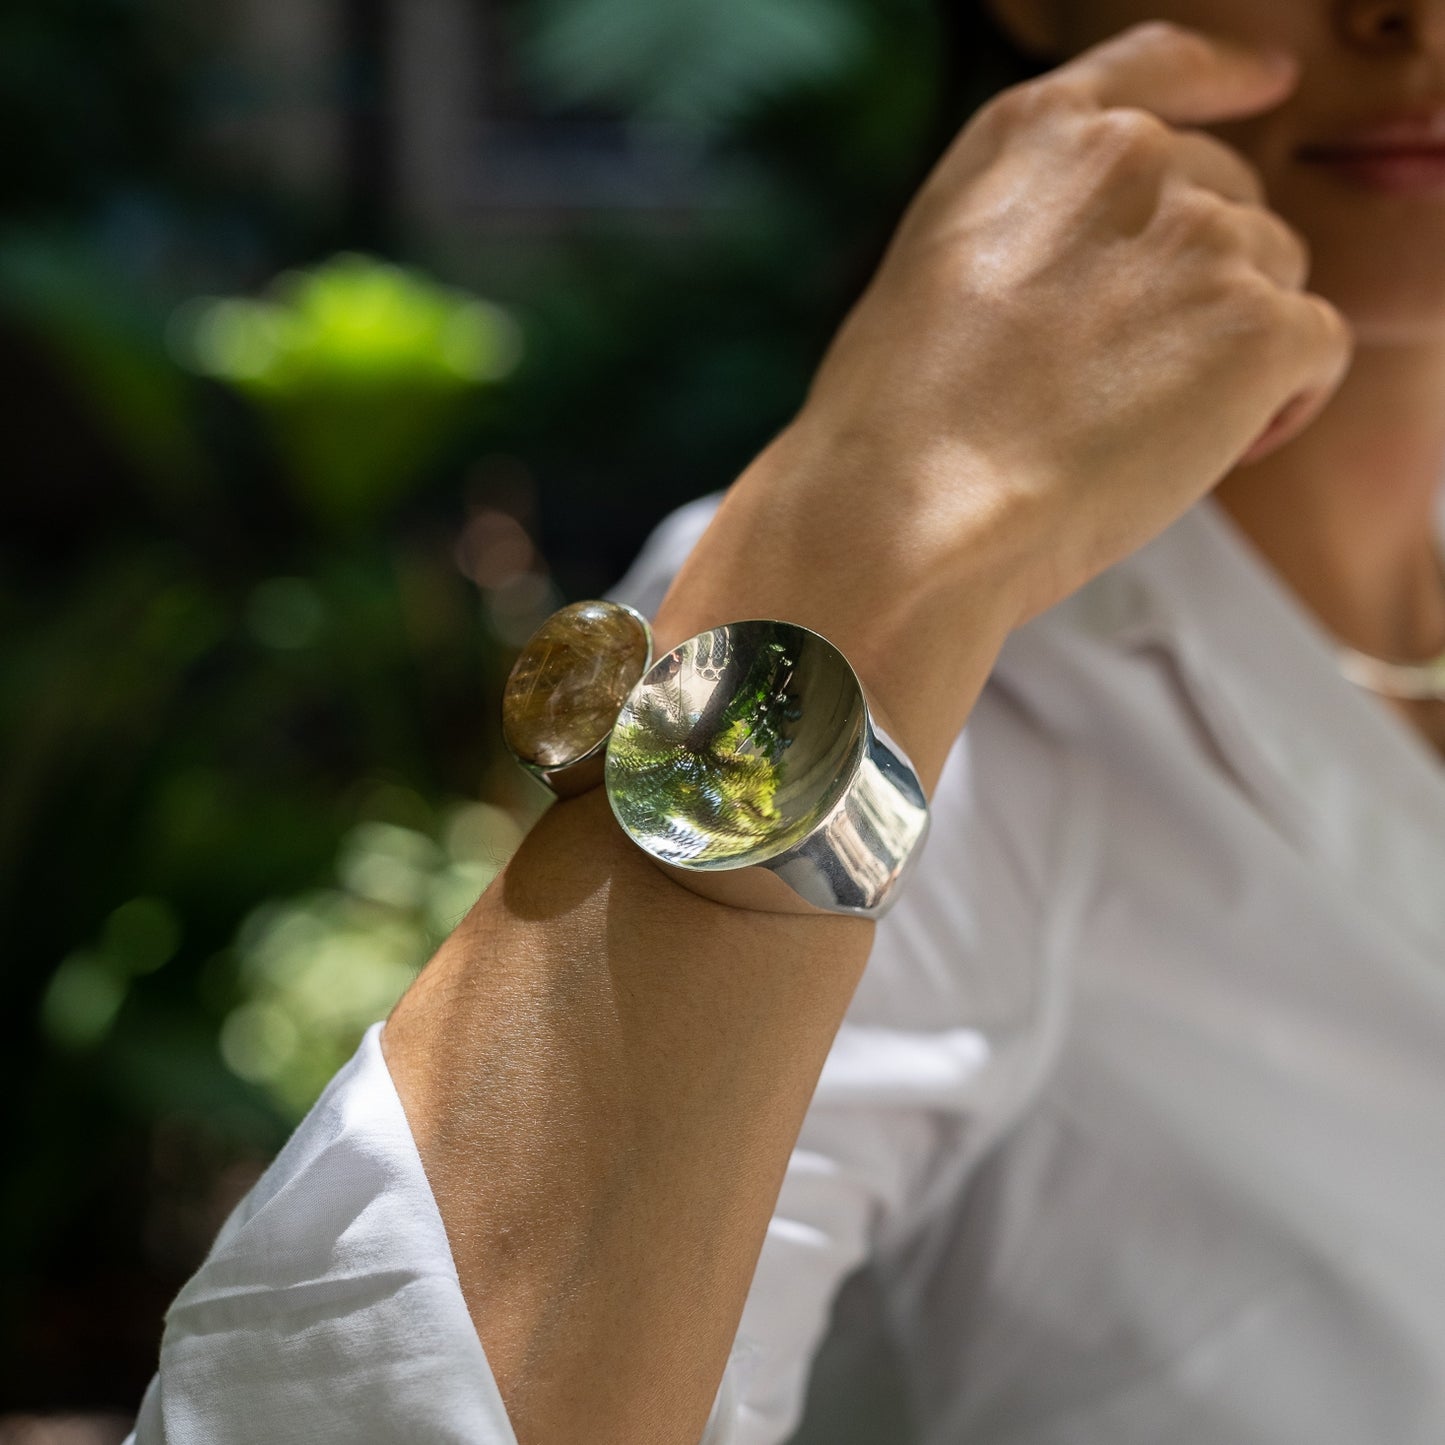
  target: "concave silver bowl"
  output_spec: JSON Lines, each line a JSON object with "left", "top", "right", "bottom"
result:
{"left": 606, "top": 620, "right": 929, "bottom": 917}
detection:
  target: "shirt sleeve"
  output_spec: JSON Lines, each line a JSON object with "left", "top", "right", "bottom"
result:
{"left": 702, "top": 683, "right": 1089, "bottom": 1444}
{"left": 130, "top": 1023, "right": 520, "bottom": 1444}
{"left": 133, "top": 505, "right": 1086, "bottom": 1445}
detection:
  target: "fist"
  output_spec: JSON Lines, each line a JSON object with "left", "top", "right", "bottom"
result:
{"left": 796, "top": 21, "right": 1353, "bottom": 619}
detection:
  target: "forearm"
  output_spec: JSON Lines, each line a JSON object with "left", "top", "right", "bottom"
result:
{"left": 382, "top": 432, "right": 1023, "bottom": 1445}
{"left": 384, "top": 791, "right": 871, "bottom": 1445}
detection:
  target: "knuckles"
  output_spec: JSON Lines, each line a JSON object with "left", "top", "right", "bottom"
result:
{"left": 1161, "top": 187, "right": 1241, "bottom": 252}
{"left": 1210, "top": 272, "right": 1332, "bottom": 374}
{"left": 1082, "top": 106, "right": 1173, "bottom": 177}
{"left": 976, "top": 81, "right": 1178, "bottom": 190}
{"left": 975, "top": 74, "right": 1087, "bottom": 138}
{"left": 1308, "top": 294, "right": 1354, "bottom": 357}
{"left": 1219, "top": 271, "right": 1285, "bottom": 337}
{"left": 1233, "top": 153, "right": 1269, "bottom": 205}
{"left": 1270, "top": 215, "right": 1312, "bottom": 283}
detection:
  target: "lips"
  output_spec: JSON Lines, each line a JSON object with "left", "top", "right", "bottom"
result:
{"left": 1299, "top": 107, "right": 1445, "bottom": 194}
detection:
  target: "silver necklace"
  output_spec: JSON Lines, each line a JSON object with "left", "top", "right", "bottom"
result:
{"left": 1337, "top": 640, "right": 1445, "bottom": 701}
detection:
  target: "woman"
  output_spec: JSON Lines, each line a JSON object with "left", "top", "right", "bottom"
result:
{"left": 134, "top": 3, "right": 1445, "bottom": 1443}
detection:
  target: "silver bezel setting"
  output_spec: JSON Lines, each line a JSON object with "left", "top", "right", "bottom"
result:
{"left": 503, "top": 600, "right": 654, "bottom": 799}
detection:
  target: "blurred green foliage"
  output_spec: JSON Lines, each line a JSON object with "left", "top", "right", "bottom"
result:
{"left": 521, "top": 0, "right": 871, "bottom": 137}
{"left": 0, "top": 0, "right": 990, "bottom": 1415}
{"left": 220, "top": 800, "right": 526, "bottom": 1117}
{"left": 176, "top": 254, "right": 524, "bottom": 529}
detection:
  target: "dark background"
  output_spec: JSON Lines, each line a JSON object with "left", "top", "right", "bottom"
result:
{"left": 0, "top": 0, "right": 1030, "bottom": 1433}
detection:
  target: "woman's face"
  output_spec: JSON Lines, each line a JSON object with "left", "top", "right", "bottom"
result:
{"left": 1008, "top": 0, "right": 1445, "bottom": 345}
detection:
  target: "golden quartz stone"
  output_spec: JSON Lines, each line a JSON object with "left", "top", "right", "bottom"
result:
{"left": 502, "top": 601, "right": 653, "bottom": 780}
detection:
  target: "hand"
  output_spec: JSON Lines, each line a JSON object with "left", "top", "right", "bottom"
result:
{"left": 806, "top": 20, "right": 1350, "bottom": 613}
{"left": 657, "top": 22, "right": 1353, "bottom": 781}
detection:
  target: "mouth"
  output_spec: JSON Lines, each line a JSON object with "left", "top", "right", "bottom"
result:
{"left": 1298, "top": 107, "right": 1445, "bottom": 194}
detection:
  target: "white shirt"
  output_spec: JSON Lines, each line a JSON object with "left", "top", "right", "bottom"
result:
{"left": 131, "top": 495, "right": 1445, "bottom": 1445}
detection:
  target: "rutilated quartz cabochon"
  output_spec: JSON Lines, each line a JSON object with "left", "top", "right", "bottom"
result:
{"left": 502, "top": 600, "right": 653, "bottom": 795}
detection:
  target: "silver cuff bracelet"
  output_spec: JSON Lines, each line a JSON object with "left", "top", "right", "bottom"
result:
{"left": 604, "top": 620, "right": 930, "bottom": 919}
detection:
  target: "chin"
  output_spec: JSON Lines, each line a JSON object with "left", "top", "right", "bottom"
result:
{"left": 1312, "top": 267, "right": 1445, "bottom": 347}
{"left": 1346, "top": 312, "right": 1445, "bottom": 347}
{"left": 1274, "top": 180, "right": 1445, "bottom": 347}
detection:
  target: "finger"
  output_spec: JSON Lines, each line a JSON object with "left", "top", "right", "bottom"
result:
{"left": 1164, "top": 132, "right": 1306, "bottom": 287}
{"left": 1230, "top": 204, "right": 1310, "bottom": 290}
{"left": 1166, "top": 184, "right": 1311, "bottom": 290}
{"left": 1278, "top": 289, "right": 1353, "bottom": 393}
{"left": 1238, "top": 391, "right": 1317, "bottom": 465}
{"left": 1238, "top": 292, "right": 1352, "bottom": 463}
{"left": 1065, "top": 21, "right": 1297, "bottom": 127}
{"left": 1170, "top": 129, "right": 1265, "bottom": 205}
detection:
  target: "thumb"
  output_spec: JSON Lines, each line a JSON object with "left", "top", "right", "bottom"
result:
{"left": 1066, "top": 21, "right": 1298, "bottom": 127}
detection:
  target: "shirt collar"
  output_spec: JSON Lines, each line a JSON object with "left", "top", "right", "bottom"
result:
{"left": 1003, "top": 495, "right": 1445, "bottom": 954}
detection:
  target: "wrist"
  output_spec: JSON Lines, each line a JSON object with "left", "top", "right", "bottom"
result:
{"left": 651, "top": 420, "right": 1040, "bottom": 790}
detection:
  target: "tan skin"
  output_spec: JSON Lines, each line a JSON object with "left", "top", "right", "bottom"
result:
{"left": 1007, "top": 0, "right": 1445, "bottom": 749}
{"left": 377, "top": 8, "right": 1431, "bottom": 1443}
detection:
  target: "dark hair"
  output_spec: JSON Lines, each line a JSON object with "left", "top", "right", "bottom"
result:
{"left": 934, "top": 1, "right": 1054, "bottom": 138}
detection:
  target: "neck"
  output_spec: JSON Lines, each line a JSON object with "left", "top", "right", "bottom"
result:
{"left": 1214, "top": 342, "right": 1445, "bottom": 662}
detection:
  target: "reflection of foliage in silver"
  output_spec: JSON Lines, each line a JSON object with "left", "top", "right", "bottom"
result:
{"left": 609, "top": 637, "right": 801, "bottom": 862}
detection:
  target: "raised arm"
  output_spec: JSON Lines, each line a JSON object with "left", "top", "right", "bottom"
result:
{"left": 381, "top": 23, "right": 1350, "bottom": 1445}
